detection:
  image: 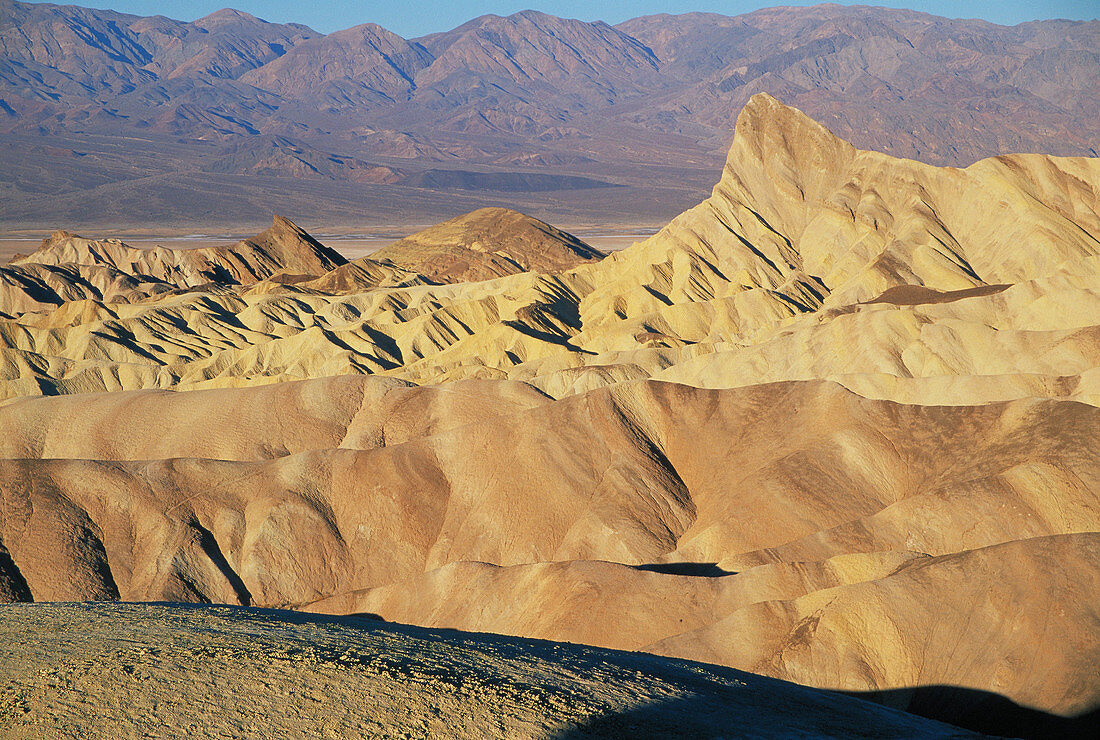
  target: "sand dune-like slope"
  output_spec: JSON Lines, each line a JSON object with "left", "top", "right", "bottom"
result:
{"left": 651, "top": 535, "right": 1100, "bottom": 719}
{"left": 2, "top": 375, "right": 1098, "bottom": 733}
{"left": 0, "top": 603, "right": 977, "bottom": 739}
{"left": 2, "top": 94, "right": 1100, "bottom": 735}
{"left": 305, "top": 535, "right": 1100, "bottom": 733}
{"left": 5, "top": 378, "right": 1097, "bottom": 601}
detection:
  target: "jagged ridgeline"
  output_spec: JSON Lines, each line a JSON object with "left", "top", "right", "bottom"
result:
{"left": 3, "top": 94, "right": 1100, "bottom": 402}
{"left": 2, "top": 95, "right": 1100, "bottom": 736}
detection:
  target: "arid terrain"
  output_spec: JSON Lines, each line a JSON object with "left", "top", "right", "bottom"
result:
{"left": 2, "top": 89, "right": 1099, "bottom": 737}
{"left": 2, "top": 0, "right": 1099, "bottom": 229}
{"left": 0, "top": 602, "right": 981, "bottom": 738}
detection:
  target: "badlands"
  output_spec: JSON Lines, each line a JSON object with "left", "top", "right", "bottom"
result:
{"left": 1, "top": 94, "right": 1099, "bottom": 737}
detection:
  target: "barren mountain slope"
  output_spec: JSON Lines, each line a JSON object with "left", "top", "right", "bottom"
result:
{"left": 0, "top": 3, "right": 318, "bottom": 90}
{"left": 1, "top": 375, "right": 1098, "bottom": 734}
{"left": 308, "top": 534, "right": 1100, "bottom": 735}
{"left": 239, "top": 23, "right": 432, "bottom": 102}
{"left": 4, "top": 2, "right": 1100, "bottom": 226}
{"left": 403, "top": 10, "right": 660, "bottom": 133}
{"left": 11, "top": 215, "right": 343, "bottom": 286}
{"left": 0, "top": 215, "right": 347, "bottom": 317}
{"left": 0, "top": 603, "right": 978, "bottom": 739}
{"left": 0, "top": 261, "right": 173, "bottom": 318}
{"left": 616, "top": 6, "right": 1100, "bottom": 164}
{"left": 4, "top": 377, "right": 1097, "bottom": 602}
{"left": 367, "top": 207, "right": 604, "bottom": 283}
{"left": 18, "top": 214, "right": 342, "bottom": 282}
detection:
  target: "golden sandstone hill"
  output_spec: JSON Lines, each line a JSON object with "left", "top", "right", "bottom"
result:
{"left": 299, "top": 207, "right": 604, "bottom": 295}
{"left": 0, "top": 215, "right": 347, "bottom": 317}
{"left": 2, "top": 94, "right": 1099, "bottom": 736}
{"left": 368, "top": 207, "right": 606, "bottom": 283}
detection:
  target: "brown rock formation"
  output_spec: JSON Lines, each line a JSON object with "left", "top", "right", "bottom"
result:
{"left": 367, "top": 207, "right": 604, "bottom": 283}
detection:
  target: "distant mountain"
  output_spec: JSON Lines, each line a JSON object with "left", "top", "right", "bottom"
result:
{"left": 618, "top": 6, "right": 1100, "bottom": 164}
{"left": 1, "top": 0, "right": 1098, "bottom": 228}
{"left": 411, "top": 11, "right": 660, "bottom": 122}
{"left": 0, "top": 3, "right": 317, "bottom": 99}
{"left": 239, "top": 23, "right": 432, "bottom": 104}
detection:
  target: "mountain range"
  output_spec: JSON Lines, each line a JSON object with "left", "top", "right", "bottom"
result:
{"left": 2, "top": 0, "right": 1098, "bottom": 228}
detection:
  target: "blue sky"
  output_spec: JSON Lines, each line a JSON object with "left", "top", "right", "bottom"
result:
{"left": 23, "top": 1, "right": 1100, "bottom": 36}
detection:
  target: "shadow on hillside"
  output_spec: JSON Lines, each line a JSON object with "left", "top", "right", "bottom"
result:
{"left": 135, "top": 604, "right": 1097, "bottom": 739}
{"left": 141, "top": 601, "right": 388, "bottom": 628}
{"left": 632, "top": 562, "right": 736, "bottom": 577}
{"left": 553, "top": 684, "right": 1099, "bottom": 740}
{"left": 847, "top": 685, "right": 1100, "bottom": 739}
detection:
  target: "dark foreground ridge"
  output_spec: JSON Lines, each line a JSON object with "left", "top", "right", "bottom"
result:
{"left": 0, "top": 602, "right": 981, "bottom": 739}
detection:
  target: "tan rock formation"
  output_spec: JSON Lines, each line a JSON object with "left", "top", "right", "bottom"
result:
{"left": 0, "top": 261, "right": 173, "bottom": 318}
{"left": 1, "top": 95, "right": 1098, "bottom": 735}
{"left": 1, "top": 375, "right": 1098, "bottom": 734}
{"left": 367, "top": 206, "right": 604, "bottom": 283}
{"left": 11, "top": 215, "right": 345, "bottom": 290}
{"left": 2, "top": 96, "right": 1098, "bottom": 407}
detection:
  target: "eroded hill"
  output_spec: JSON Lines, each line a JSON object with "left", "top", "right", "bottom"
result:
{"left": 3, "top": 94, "right": 1099, "bottom": 405}
{"left": 368, "top": 207, "right": 604, "bottom": 283}
{"left": 1, "top": 95, "right": 1098, "bottom": 736}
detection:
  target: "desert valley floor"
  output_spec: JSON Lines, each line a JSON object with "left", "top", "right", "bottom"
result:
{"left": 1, "top": 94, "right": 1099, "bottom": 738}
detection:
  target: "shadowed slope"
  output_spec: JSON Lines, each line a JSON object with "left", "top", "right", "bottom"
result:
{"left": 649, "top": 534, "right": 1100, "bottom": 729}
{"left": 0, "top": 261, "right": 174, "bottom": 318}
{"left": 0, "top": 215, "right": 348, "bottom": 318}
{"left": 0, "top": 602, "right": 978, "bottom": 739}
